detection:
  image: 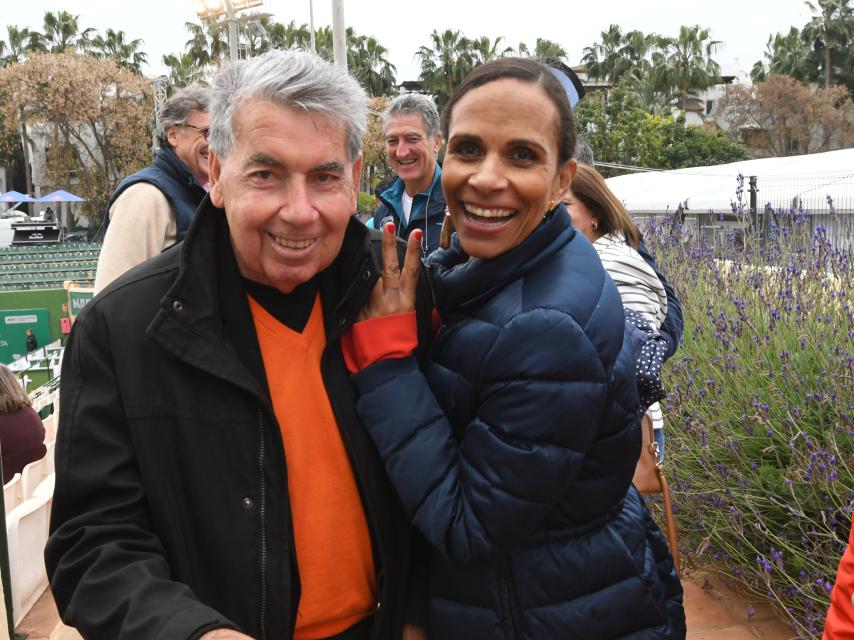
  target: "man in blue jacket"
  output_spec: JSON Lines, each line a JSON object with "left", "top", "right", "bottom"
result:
{"left": 372, "top": 94, "right": 446, "bottom": 254}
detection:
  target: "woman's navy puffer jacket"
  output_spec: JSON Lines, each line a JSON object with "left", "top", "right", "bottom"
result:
{"left": 353, "top": 207, "right": 686, "bottom": 639}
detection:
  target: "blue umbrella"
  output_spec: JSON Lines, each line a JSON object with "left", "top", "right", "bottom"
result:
{"left": 37, "top": 189, "right": 85, "bottom": 202}
{"left": 1, "top": 190, "right": 36, "bottom": 203}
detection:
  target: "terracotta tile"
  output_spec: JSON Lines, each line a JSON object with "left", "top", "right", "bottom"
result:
{"left": 685, "top": 581, "right": 740, "bottom": 629}
{"left": 15, "top": 587, "right": 59, "bottom": 639}
{"left": 688, "top": 625, "right": 758, "bottom": 640}
{"left": 752, "top": 617, "right": 798, "bottom": 639}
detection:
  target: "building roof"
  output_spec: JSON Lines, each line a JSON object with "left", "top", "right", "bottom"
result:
{"left": 605, "top": 148, "right": 854, "bottom": 214}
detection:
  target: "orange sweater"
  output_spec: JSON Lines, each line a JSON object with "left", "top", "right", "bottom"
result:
{"left": 249, "top": 295, "right": 376, "bottom": 639}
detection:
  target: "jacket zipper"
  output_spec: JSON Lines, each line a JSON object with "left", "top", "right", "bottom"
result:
{"left": 257, "top": 409, "right": 268, "bottom": 640}
{"left": 501, "top": 569, "right": 518, "bottom": 639}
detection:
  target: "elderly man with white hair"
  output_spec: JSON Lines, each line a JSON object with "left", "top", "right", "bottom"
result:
{"left": 47, "top": 50, "right": 428, "bottom": 640}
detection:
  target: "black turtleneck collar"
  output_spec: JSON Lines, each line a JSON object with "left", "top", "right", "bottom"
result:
{"left": 243, "top": 277, "right": 318, "bottom": 333}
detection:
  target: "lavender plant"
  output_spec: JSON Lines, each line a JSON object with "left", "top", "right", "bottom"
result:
{"left": 639, "top": 207, "right": 853, "bottom": 639}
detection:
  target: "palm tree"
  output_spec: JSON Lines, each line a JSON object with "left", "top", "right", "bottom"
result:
{"left": 162, "top": 52, "right": 205, "bottom": 90}
{"left": 751, "top": 27, "right": 818, "bottom": 84}
{"left": 664, "top": 25, "right": 721, "bottom": 112}
{"left": 803, "top": 0, "right": 854, "bottom": 88}
{"left": 42, "top": 10, "right": 92, "bottom": 53}
{"left": 531, "top": 38, "right": 568, "bottom": 62}
{"left": 416, "top": 29, "right": 474, "bottom": 108}
{"left": 185, "top": 20, "right": 229, "bottom": 68}
{"left": 471, "top": 36, "right": 513, "bottom": 65}
{"left": 620, "top": 30, "right": 664, "bottom": 71}
{"left": 2, "top": 26, "right": 44, "bottom": 65}
{"left": 265, "top": 20, "right": 312, "bottom": 51}
{"left": 626, "top": 57, "right": 676, "bottom": 114}
{"left": 88, "top": 29, "right": 148, "bottom": 74}
{"left": 312, "top": 26, "right": 335, "bottom": 61}
{"left": 580, "top": 24, "right": 626, "bottom": 82}
{"left": 349, "top": 35, "right": 397, "bottom": 96}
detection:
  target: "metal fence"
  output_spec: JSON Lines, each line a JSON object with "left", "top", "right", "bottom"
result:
{"left": 632, "top": 169, "right": 854, "bottom": 253}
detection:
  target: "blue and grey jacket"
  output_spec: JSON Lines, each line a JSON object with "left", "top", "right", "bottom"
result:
{"left": 371, "top": 165, "right": 446, "bottom": 255}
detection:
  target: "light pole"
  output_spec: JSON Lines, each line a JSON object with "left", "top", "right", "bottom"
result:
{"left": 152, "top": 75, "right": 169, "bottom": 151}
{"left": 331, "top": 0, "right": 346, "bottom": 70}
{"left": 309, "top": 0, "right": 316, "bottom": 52}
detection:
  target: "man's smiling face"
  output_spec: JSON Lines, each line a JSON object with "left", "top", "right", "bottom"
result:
{"left": 209, "top": 98, "right": 361, "bottom": 293}
{"left": 384, "top": 113, "right": 441, "bottom": 195}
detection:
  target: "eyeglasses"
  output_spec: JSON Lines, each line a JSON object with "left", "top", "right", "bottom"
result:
{"left": 182, "top": 123, "right": 210, "bottom": 140}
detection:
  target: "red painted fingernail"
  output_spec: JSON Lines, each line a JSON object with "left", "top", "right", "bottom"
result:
{"left": 385, "top": 222, "right": 395, "bottom": 234}
{"left": 413, "top": 229, "right": 423, "bottom": 241}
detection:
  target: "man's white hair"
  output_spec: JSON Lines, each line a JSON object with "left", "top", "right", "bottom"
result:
{"left": 209, "top": 50, "right": 368, "bottom": 162}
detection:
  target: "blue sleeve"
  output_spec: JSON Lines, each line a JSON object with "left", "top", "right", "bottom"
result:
{"left": 352, "top": 308, "right": 612, "bottom": 563}
{"left": 637, "top": 236, "right": 683, "bottom": 360}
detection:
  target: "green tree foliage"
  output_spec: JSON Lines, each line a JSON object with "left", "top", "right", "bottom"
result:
{"left": 574, "top": 86, "right": 749, "bottom": 171}
{"left": 162, "top": 52, "right": 206, "bottom": 90}
{"left": 416, "top": 29, "right": 475, "bottom": 109}
{"left": 349, "top": 34, "right": 397, "bottom": 97}
{"left": 41, "top": 10, "right": 93, "bottom": 53}
{"left": 582, "top": 24, "right": 721, "bottom": 113}
{"left": 751, "top": 27, "right": 817, "bottom": 85}
{"left": 516, "top": 38, "right": 567, "bottom": 62}
{"left": 86, "top": 28, "right": 148, "bottom": 74}
{"left": 1, "top": 26, "right": 44, "bottom": 65}
{"left": 416, "top": 30, "right": 524, "bottom": 107}
{"left": 470, "top": 36, "right": 513, "bottom": 65}
{"left": 803, "top": 0, "right": 854, "bottom": 89}
{"left": 753, "top": 1, "right": 854, "bottom": 93}
{"left": 666, "top": 25, "right": 721, "bottom": 111}
{"left": 164, "top": 19, "right": 396, "bottom": 96}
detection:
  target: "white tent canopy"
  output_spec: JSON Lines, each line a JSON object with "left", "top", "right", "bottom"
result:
{"left": 605, "top": 148, "right": 854, "bottom": 215}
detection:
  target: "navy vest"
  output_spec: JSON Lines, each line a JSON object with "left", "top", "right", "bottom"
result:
{"left": 105, "top": 147, "right": 207, "bottom": 244}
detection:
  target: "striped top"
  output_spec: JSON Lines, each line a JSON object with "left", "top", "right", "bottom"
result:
{"left": 593, "top": 232, "right": 667, "bottom": 328}
{"left": 594, "top": 232, "right": 667, "bottom": 431}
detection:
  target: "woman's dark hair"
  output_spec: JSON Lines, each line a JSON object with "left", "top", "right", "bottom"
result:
{"left": 440, "top": 57, "right": 576, "bottom": 166}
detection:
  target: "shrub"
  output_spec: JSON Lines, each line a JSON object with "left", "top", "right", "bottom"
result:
{"left": 640, "top": 209, "right": 853, "bottom": 639}
{"left": 357, "top": 192, "right": 376, "bottom": 216}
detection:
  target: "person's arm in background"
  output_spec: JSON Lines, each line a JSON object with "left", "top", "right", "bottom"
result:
{"left": 94, "top": 184, "right": 177, "bottom": 293}
{"left": 637, "top": 234, "right": 683, "bottom": 361}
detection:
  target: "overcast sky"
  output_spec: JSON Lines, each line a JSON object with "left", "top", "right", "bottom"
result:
{"left": 3, "top": 0, "right": 816, "bottom": 81}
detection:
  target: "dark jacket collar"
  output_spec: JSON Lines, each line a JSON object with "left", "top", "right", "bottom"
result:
{"left": 148, "top": 199, "right": 379, "bottom": 404}
{"left": 154, "top": 146, "right": 206, "bottom": 191}
{"left": 428, "top": 204, "right": 574, "bottom": 317}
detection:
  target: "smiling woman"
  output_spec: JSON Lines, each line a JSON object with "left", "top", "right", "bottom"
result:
{"left": 347, "top": 57, "right": 686, "bottom": 639}
{"left": 441, "top": 77, "right": 573, "bottom": 259}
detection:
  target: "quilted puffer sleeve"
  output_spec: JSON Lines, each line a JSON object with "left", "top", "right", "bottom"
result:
{"left": 352, "top": 306, "right": 614, "bottom": 564}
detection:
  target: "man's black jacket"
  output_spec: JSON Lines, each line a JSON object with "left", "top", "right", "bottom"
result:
{"left": 46, "top": 199, "right": 429, "bottom": 640}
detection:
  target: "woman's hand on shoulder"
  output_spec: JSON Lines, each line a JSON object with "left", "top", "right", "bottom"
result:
{"left": 358, "top": 223, "right": 422, "bottom": 322}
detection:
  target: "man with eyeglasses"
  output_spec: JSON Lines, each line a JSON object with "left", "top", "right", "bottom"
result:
{"left": 95, "top": 85, "right": 211, "bottom": 292}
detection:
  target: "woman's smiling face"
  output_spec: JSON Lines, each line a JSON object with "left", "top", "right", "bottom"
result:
{"left": 441, "top": 78, "right": 575, "bottom": 260}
